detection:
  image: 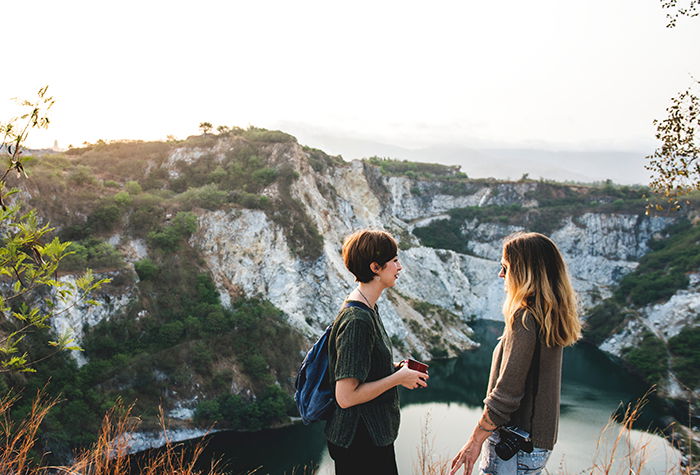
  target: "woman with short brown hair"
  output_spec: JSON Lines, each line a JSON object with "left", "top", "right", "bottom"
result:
{"left": 325, "top": 229, "right": 429, "bottom": 475}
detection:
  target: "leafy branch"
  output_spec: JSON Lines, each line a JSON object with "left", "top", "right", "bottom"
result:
{"left": 646, "top": 81, "right": 700, "bottom": 212}
{"left": 661, "top": 0, "right": 699, "bottom": 28}
{"left": 0, "top": 86, "right": 108, "bottom": 372}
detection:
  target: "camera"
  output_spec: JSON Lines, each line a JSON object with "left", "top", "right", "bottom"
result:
{"left": 494, "top": 426, "right": 534, "bottom": 461}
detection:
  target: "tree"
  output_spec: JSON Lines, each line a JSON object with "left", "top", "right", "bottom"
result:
{"left": 646, "top": 81, "right": 700, "bottom": 211}
{"left": 646, "top": 1, "right": 700, "bottom": 210}
{"left": 0, "top": 86, "right": 107, "bottom": 372}
{"left": 216, "top": 125, "right": 230, "bottom": 135}
{"left": 199, "top": 122, "right": 213, "bottom": 135}
{"left": 661, "top": 0, "right": 699, "bottom": 27}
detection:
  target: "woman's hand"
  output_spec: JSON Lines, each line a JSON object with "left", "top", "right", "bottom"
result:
{"left": 449, "top": 436, "right": 483, "bottom": 475}
{"left": 394, "top": 365, "right": 428, "bottom": 389}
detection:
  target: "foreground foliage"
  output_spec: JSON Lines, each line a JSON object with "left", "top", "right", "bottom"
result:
{"left": 0, "top": 87, "right": 107, "bottom": 372}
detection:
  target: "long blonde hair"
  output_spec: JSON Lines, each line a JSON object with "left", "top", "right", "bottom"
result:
{"left": 501, "top": 232, "right": 581, "bottom": 347}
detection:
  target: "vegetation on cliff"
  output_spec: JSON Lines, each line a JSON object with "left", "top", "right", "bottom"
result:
{"left": 3, "top": 129, "right": 330, "bottom": 459}
{"left": 582, "top": 219, "right": 700, "bottom": 391}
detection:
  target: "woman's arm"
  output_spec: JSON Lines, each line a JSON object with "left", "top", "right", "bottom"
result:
{"left": 483, "top": 311, "right": 537, "bottom": 426}
{"left": 335, "top": 365, "right": 428, "bottom": 409}
{"left": 450, "top": 311, "right": 537, "bottom": 474}
{"left": 449, "top": 409, "right": 497, "bottom": 475}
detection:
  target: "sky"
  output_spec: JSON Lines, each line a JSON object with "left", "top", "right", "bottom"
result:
{"left": 3, "top": 0, "right": 699, "bottom": 164}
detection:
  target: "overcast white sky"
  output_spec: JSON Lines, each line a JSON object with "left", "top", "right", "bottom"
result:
{"left": 3, "top": 0, "right": 699, "bottom": 154}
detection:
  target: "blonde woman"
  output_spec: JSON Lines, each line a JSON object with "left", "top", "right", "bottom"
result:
{"left": 450, "top": 232, "right": 581, "bottom": 475}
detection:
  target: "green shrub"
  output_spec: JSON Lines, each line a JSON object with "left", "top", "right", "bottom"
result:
{"left": 129, "top": 205, "right": 163, "bottom": 236}
{"left": 241, "top": 127, "right": 296, "bottom": 143}
{"left": 303, "top": 146, "right": 344, "bottom": 172}
{"left": 251, "top": 167, "right": 278, "bottom": 187}
{"left": 583, "top": 301, "right": 626, "bottom": 345}
{"left": 621, "top": 331, "right": 668, "bottom": 385}
{"left": 191, "top": 341, "right": 214, "bottom": 368}
{"left": 113, "top": 191, "right": 132, "bottom": 207}
{"left": 61, "top": 238, "right": 124, "bottom": 271}
{"left": 366, "top": 157, "right": 464, "bottom": 179}
{"left": 613, "top": 220, "right": 700, "bottom": 306}
{"left": 668, "top": 326, "right": 700, "bottom": 389}
{"left": 147, "top": 212, "right": 197, "bottom": 251}
{"left": 194, "top": 399, "right": 222, "bottom": 422}
{"left": 209, "top": 165, "right": 227, "bottom": 183}
{"left": 232, "top": 191, "right": 270, "bottom": 209}
{"left": 87, "top": 204, "right": 121, "bottom": 233}
{"left": 125, "top": 180, "right": 143, "bottom": 195}
{"left": 195, "top": 385, "right": 293, "bottom": 430}
{"left": 68, "top": 165, "right": 97, "bottom": 185}
{"left": 134, "top": 258, "right": 158, "bottom": 280}
{"left": 176, "top": 184, "right": 227, "bottom": 210}
{"left": 159, "top": 320, "right": 185, "bottom": 346}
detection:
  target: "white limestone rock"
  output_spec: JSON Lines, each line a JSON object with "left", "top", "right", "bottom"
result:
{"left": 50, "top": 274, "right": 136, "bottom": 367}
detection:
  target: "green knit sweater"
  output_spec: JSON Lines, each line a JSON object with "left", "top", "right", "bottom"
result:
{"left": 324, "top": 302, "right": 400, "bottom": 448}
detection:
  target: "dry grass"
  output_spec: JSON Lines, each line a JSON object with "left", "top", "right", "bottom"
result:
{"left": 0, "top": 391, "right": 231, "bottom": 475}
{"left": 0, "top": 389, "right": 59, "bottom": 474}
{"left": 583, "top": 388, "right": 698, "bottom": 475}
{"left": 414, "top": 411, "right": 450, "bottom": 475}
{"left": 0, "top": 388, "right": 695, "bottom": 475}
{"left": 414, "top": 390, "right": 699, "bottom": 475}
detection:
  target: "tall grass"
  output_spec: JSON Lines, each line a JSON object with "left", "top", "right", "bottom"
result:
{"left": 0, "top": 391, "right": 228, "bottom": 475}
{"left": 414, "top": 391, "right": 698, "bottom": 474}
{"left": 0, "top": 389, "right": 695, "bottom": 474}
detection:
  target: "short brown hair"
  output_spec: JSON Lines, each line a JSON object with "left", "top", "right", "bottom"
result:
{"left": 342, "top": 230, "right": 398, "bottom": 283}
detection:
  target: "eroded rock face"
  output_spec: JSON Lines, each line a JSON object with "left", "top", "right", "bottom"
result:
{"left": 600, "top": 274, "right": 700, "bottom": 401}
{"left": 50, "top": 272, "right": 137, "bottom": 367}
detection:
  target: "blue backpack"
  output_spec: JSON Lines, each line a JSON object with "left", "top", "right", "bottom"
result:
{"left": 294, "top": 301, "right": 367, "bottom": 424}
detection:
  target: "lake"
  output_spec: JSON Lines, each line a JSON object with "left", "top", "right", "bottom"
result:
{"left": 158, "top": 320, "right": 682, "bottom": 474}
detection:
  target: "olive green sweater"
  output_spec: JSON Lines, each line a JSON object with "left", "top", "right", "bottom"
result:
{"left": 324, "top": 302, "right": 400, "bottom": 448}
{"left": 483, "top": 309, "right": 563, "bottom": 450}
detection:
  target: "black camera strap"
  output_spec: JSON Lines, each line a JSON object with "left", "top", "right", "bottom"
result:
{"left": 528, "top": 319, "right": 542, "bottom": 444}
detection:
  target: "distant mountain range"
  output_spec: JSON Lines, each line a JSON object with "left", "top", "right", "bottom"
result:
{"left": 278, "top": 126, "right": 652, "bottom": 185}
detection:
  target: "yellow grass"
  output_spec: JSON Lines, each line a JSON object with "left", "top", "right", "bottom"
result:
{"left": 414, "top": 390, "right": 698, "bottom": 475}
{"left": 0, "top": 390, "right": 228, "bottom": 475}
{"left": 0, "top": 389, "right": 695, "bottom": 474}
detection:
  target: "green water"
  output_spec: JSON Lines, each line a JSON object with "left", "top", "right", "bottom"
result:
{"left": 159, "top": 320, "right": 681, "bottom": 474}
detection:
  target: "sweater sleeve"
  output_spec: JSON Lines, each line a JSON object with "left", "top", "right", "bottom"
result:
{"left": 333, "top": 315, "right": 375, "bottom": 382}
{"left": 483, "top": 311, "right": 538, "bottom": 427}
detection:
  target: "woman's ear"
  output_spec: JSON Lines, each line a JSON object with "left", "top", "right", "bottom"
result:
{"left": 369, "top": 262, "right": 381, "bottom": 274}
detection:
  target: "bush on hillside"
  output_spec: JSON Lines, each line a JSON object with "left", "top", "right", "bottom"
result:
{"left": 621, "top": 331, "right": 668, "bottom": 385}
{"left": 147, "top": 212, "right": 198, "bottom": 251}
{"left": 60, "top": 238, "right": 124, "bottom": 271}
{"left": 366, "top": 156, "right": 465, "bottom": 179}
{"left": 176, "top": 184, "right": 228, "bottom": 210}
{"left": 668, "top": 326, "right": 700, "bottom": 389}
{"left": 86, "top": 203, "right": 122, "bottom": 233}
{"left": 241, "top": 127, "right": 296, "bottom": 144}
{"left": 134, "top": 258, "right": 159, "bottom": 281}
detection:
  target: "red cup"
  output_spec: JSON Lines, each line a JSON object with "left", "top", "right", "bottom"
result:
{"left": 407, "top": 358, "right": 429, "bottom": 374}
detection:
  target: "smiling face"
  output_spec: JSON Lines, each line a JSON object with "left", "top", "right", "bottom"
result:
{"left": 342, "top": 229, "right": 399, "bottom": 283}
{"left": 371, "top": 256, "right": 403, "bottom": 288}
